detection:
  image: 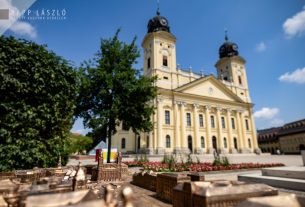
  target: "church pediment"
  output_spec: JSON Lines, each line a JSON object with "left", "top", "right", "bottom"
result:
{"left": 174, "top": 76, "right": 244, "bottom": 102}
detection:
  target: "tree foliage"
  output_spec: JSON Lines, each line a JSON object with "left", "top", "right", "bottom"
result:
{"left": 68, "top": 133, "right": 93, "bottom": 155}
{"left": 75, "top": 30, "right": 157, "bottom": 162}
{"left": 0, "top": 36, "right": 77, "bottom": 171}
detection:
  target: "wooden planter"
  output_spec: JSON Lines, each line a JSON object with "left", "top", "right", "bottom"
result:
{"left": 156, "top": 173, "right": 190, "bottom": 203}
{"left": 187, "top": 172, "right": 205, "bottom": 182}
{"left": 132, "top": 172, "right": 157, "bottom": 191}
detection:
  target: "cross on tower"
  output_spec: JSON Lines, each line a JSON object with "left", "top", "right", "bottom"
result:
{"left": 224, "top": 28, "right": 228, "bottom": 41}
{"left": 157, "top": 0, "right": 160, "bottom": 15}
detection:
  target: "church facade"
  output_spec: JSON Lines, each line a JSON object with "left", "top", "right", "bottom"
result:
{"left": 112, "top": 9, "right": 260, "bottom": 154}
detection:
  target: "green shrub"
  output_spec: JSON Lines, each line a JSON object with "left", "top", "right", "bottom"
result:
{"left": 221, "top": 156, "right": 230, "bottom": 166}
{"left": 213, "top": 156, "right": 230, "bottom": 166}
{"left": 186, "top": 153, "right": 193, "bottom": 165}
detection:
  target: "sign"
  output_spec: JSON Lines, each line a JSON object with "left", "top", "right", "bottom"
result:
{"left": 96, "top": 148, "right": 117, "bottom": 162}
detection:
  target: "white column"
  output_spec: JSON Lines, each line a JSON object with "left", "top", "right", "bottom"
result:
{"left": 249, "top": 108, "right": 260, "bottom": 153}
{"left": 205, "top": 105, "right": 213, "bottom": 154}
{"left": 193, "top": 104, "right": 201, "bottom": 154}
{"left": 174, "top": 101, "right": 181, "bottom": 153}
{"left": 240, "top": 111, "right": 250, "bottom": 153}
{"left": 180, "top": 102, "right": 187, "bottom": 152}
{"left": 236, "top": 110, "right": 244, "bottom": 153}
{"left": 147, "top": 131, "right": 153, "bottom": 155}
{"left": 216, "top": 107, "right": 225, "bottom": 153}
{"left": 226, "top": 109, "right": 236, "bottom": 153}
{"left": 156, "top": 98, "right": 164, "bottom": 154}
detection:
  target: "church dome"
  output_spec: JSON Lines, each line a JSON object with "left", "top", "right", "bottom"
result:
{"left": 219, "top": 33, "right": 239, "bottom": 58}
{"left": 147, "top": 8, "right": 170, "bottom": 33}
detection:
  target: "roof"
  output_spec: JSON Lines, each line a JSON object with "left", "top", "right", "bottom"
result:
{"left": 278, "top": 119, "right": 305, "bottom": 136}
{"left": 257, "top": 127, "right": 281, "bottom": 143}
{"left": 174, "top": 75, "right": 245, "bottom": 104}
{"left": 257, "top": 118, "right": 305, "bottom": 141}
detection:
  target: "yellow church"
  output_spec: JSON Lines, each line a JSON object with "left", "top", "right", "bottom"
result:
{"left": 112, "top": 8, "right": 260, "bottom": 155}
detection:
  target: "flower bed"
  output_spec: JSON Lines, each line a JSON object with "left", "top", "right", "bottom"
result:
{"left": 124, "top": 161, "right": 284, "bottom": 172}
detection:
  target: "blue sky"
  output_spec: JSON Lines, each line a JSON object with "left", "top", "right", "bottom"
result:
{"left": 2, "top": 0, "right": 305, "bottom": 132}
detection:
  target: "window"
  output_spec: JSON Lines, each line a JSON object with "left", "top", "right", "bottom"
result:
{"left": 137, "top": 136, "right": 140, "bottom": 149}
{"left": 165, "top": 110, "right": 170, "bottom": 125}
{"left": 245, "top": 119, "right": 249, "bottom": 130}
{"left": 147, "top": 136, "right": 149, "bottom": 148}
{"left": 234, "top": 137, "right": 238, "bottom": 149}
{"left": 238, "top": 76, "right": 242, "bottom": 85}
{"left": 231, "top": 118, "right": 235, "bottom": 129}
{"left": 211, "top": 115, "right": 215, "bottom": 128}
{"left": 221, "top": 117, "right": 225, "bottom": 128}
{"left": 248, "top": 138, "right": 251, "bottom": 148}
{"left": 163, "top": 76, "right": 168, "bottom": 80}
{"left": 201, "top": 136, "right": 205, "bottom": 148}
{"left": 163, "top": 55, "right": 168, "bottom": 66}
{"left": 121, "top": 138, "right": 126, "bottom": 149}
{"left": 199, "top": 114, "right": 204, "bottom": 127}
{"left": 186, "top": 113, "right": 191, "bottom": 126}
{"left": 147, "top": 57, "right": 151, "bottom": 69}
{"left": 224, "top": 137, "right": 227, "bottom": 148}
{"left": 122, "top": 122, "right": 129, "bottom": 131}
{"left": 166, "top": 135, "right": 171, "bottom": 148}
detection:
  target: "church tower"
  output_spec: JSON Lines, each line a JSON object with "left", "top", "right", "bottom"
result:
{"left": 215, "top": 33, "right": 251, "bottom": 103}
{"left": 142, "top": 7, "right": 177, "bottom": 89}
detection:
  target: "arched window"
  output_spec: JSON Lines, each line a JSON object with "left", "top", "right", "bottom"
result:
{"left": 121, "top": 138, "right": 126, "bottom": 149}
{"left": 238, "top": 75, "right": 242, "bottom": 85}
{"left": 221, "top": 117, "right": 226, "bottom": 128}
{"left": 245, "top": 119, "right": 250, "bottom": 130}
{"left": 163, "top": 55, "right": 168, "bottom": 66}
{"left": 248, "top": 138, "right": 251, "bottom": 148}
{"left": 137, "top": 136, "right": 141, "bottom": 149}
{"left": 199, "top": 114, "right": 204, "bottom": 127}
{"left": 188, "top": 135, "right": 193, "bottom": 153}
{"left": 233, "top": 137, "right": 238, "bottom": 149}
{"left": 201, "top": 136, "right": 205, "bottom": 148}
{"left": 224, "top": 137, "right": 227, "bottom": 148}
{"left": 166, "top": 135, "right": 171, "bottom": 148}
{"left": 212, "top": 136, "right": 217, "bottom": 149}
{"left": 147, "top": 57, "right": 151, "bottom": 69}
{"left": 210, "top": 116, "right": 215, "bottom": 128}
{"left": 237, "top": 70, "right": 242, "bottom": 85}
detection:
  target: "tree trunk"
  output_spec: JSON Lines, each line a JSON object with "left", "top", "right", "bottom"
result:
{"left": 107, "top": 124, "right": 112, "bottom": 163}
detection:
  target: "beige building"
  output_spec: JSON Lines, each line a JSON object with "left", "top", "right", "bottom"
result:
{"left": 112, "top": 9, "right": 260, "bottom": 154}
{"left": 258, "top": 119, "right": 305, "bottom": 154}
{"left": 257, "top": 128, "right": 281, "bottom": 154}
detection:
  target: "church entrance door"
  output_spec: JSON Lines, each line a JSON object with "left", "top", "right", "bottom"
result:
{"left": 212, "top": 136, "right": 217, "bottom": 150}
{"left": 188, "top": 135, "right": 193, "bottom": 153}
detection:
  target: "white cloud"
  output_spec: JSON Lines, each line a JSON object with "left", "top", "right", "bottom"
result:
{"left": 270, "top": 118, "right": 284, "bottom": 127}
{"left": 279, "top": 67, "right": 305, "bottom": 84}
{"left": 255, "top": 42, "right": 266, "bottom": 52}
{"left": 254, "top": 107, "right": 279, "bottom": 119}
{"left": 0, "top": 0, "right": 37, "bottom": 38}
{"left": 283, "top": 6, "right": 305, "bottom": 38}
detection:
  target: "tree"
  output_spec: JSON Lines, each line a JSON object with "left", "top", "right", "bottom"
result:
{"left": 75, "top": 30, "right": 157, "bottom": 163}
{"left": 0, "top": 36, "right": 77, "bottom": 171}
{"left": 68, "top": 133, "right": 93, "bottom": 154}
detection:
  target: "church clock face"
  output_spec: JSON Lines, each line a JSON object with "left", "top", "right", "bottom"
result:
{"left": 160, "top": 18, "right": 168, "bottom": 26}
{"left": 232, "top": 44, "right": 238, "bottom": 51}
